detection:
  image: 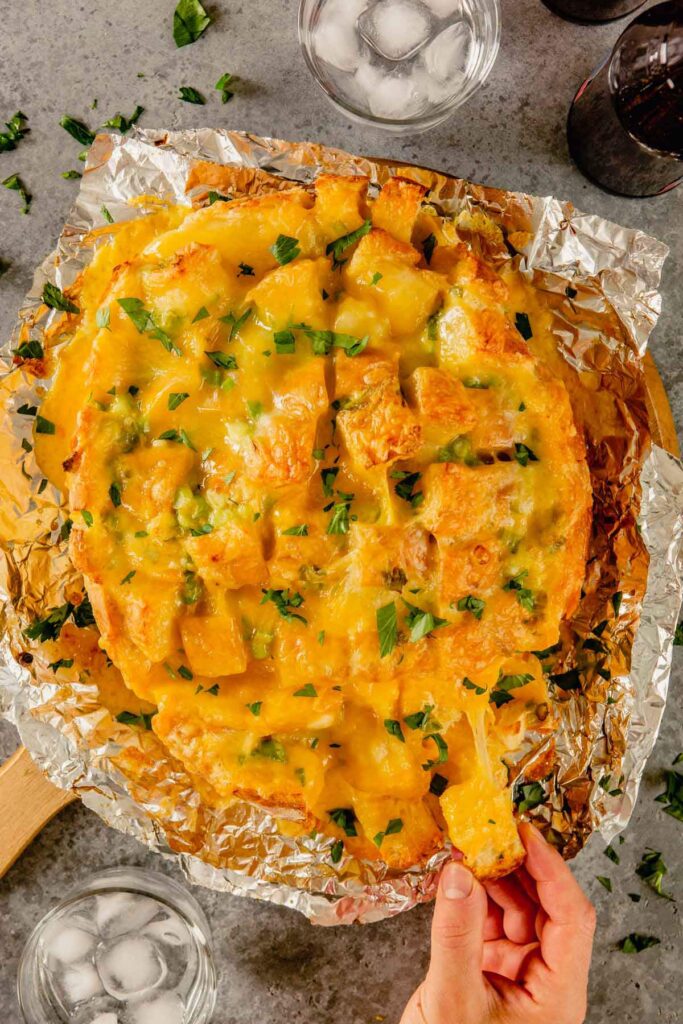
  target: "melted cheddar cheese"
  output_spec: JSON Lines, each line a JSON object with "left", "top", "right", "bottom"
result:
{"left": 34, "top": 174, "right": 591, "bottom": 877}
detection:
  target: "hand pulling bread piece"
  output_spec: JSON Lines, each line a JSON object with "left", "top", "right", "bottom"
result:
{"left": 32, "top": 172, "right": 592, "bottom": 879}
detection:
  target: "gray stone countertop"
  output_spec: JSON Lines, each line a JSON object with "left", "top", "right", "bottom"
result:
{"left": 0, "top": 1, "right": 681, "bottom": 1021}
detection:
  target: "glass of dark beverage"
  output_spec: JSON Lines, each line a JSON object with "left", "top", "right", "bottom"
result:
{"left": 567, "top": 0, "right": 683, "bottom": 197}
{"left": 543, "top": 0, "right": 646, "bottom": 23}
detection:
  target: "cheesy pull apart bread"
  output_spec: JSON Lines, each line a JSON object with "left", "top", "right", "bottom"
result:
{"left": 34, "top": 174, "right": 591, "bottom": 878}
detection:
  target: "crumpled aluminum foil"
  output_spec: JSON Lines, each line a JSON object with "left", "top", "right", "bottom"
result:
{"left": 1, "top": 129, "right": 682, "bottom": 926}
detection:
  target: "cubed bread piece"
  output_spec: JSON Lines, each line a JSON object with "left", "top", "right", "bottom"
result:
{"left": 407, "top": 367, "right": 477, "bottom": 433}
{"left": 186, "top": 522, "right": 267, "bottom": 588}
{"left": 313, "top": 173, "right": 369, "bottom": 244}
{"left": 420, "top": 462, "right": 518, "bottom": 540}
{"left": 440, "top": 770, "right": 525, "bottom": 879}
{"left": 180, "top": 614, "right": 248, "bottom": 677}
{"left": 370, "top": 177, "right": 427, "bottom": 245}
{"left": 353, "top": 792, "right": 441, "bottom": 868}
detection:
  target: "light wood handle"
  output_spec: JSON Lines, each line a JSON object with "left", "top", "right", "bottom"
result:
{"left": 0, "top": 746, "right": 77, "bottom": 879}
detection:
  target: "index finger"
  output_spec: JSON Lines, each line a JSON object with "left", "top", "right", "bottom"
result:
{"left": 518, "top": 824, "right": 596, "bottom": 980}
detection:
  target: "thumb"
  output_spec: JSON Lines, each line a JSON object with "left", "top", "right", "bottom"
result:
{"left": 421, "top": 861, "right": 490, "bottom": 1024}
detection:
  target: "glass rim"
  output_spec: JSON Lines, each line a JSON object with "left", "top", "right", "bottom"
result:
{"left": 298, "top": 0, "right": 502, "bottom": 132}
{"left": 16, "top": 866, "right": 217, "bottom": 1024}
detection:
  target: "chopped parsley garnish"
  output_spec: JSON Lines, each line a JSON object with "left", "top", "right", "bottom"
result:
{"left": 42, "top": 282, "right": 80, "bottom": 314}
{"left": 48, "top": 658, "right": 74, "bottom": 673}
{"left": 391, "top": 469, "right": 423, "bottom": 508}
{"left": 326, "top": 493, "right": 354, "bottom": 535}
{"left": 384, "top": 718, "right": 405, "bottom": 743}
{"left": 207, "top": 190, "right": 231, "bottom": 205}
{"left": 326, "top": 219, "right": 371, "bottom": 268}
{"left": 294, "top": 683, "right": 317, "bottom": 698}
{"left": 503, "top": 570, "right": 535, "bottom": 612}
{"left": 282, "top": 524, "right": 308, "bottom": 536}
{"left": 566, "top": 285, "right": 577, "bottom": 299}
{"left": 173, "top": 0, "right": 212, "bottom": 47}
{"left": 514, "top": 312, "right": 533, "bottom": 340}
{"left": 596, "top": 876, "right": 612, "bottom": 892}
{"left": 260, "top": 588, "right": 307, "bottom": 624}
{"left": 220, "top": 306, "right": 252, "bottom": 340}
{"left": 310, "top": 330, "right": 368, "bottom": 358}
{"left": 422, "top": 234, "right": 436, "bottom": 264}
{"left": 328, "top": 807, "right": 357, "bottom": 837}
{"left": 655, "top": 765, "right": 683, "bottom": 821}
{"left": 618, "top": 934, "right": 660, "bottom": 954}
{"left": 374, "top": 817, "right": 404, "bottom": 847}
{"left": 158, "top": 428, "right": 196, "bottom": 450}
{"left": 102, "top": 105, "right": 144, "bottom": 133}
{"left": 179, "top": 86, "right": 205, "bottom": 104}
{"left": 35, "top": 415, "right": 55, "bottom": 435}
{"left": 17, "top": 403, "right": 37, "bottom": 416}
{"left": 403, "top": 600, "right": 448, "bottom": 643}
{"left": 403, "top": 705, "right": 435, "bottom": 731}
{"left": 2, "top": 172, "right": 31, "bottom": 214}
{"left": 330, "top": 839, "right": 344, "bottom": 864}
{"left": 246, "top": 701, "right": 262, "bottom": 717}
{"left": 116, "top": 709, "right": 156, "bottom": 730}
{"left": 117, "top": 297, "right": 181, "bottom": 355}
{"left": 427, "top": 311, "right": 440, "bottom": 343}
{"left": 215, "top": 72, "right": 236, "bottom": 103}
{"left": 636, "top": 850, "right": 672, "bottom": 900}
{"left": 270, "top": 234, "right": 300, "bottom": 266}
{"left": 370, "top": 272, "right": 383, "bottom": 285}
{"left": 514, "top": 443, "right": 539, "bottom": 467}
{"left": 101, "top": 205, "right": 114, "bottom": 224}
{"left": 436, "top": 434, "right": 479, "bottom": 467}
{"left": 514, "top": 781, "right": 546, "bottom": 812}
{"left": 456, "top": 594, "right": 486, "bottom": 620}
{"left": 237, "top": 261, "right": 254, "bottom": 276}
{"left": 489, "top": 672, "right": 533, "bottom": 708}
{"left": 23, "top": 602, "right": 73, "bottom": 642}
{"left": 120, "top": 570, "right": 136, "bottom": 585}
{"left": 321, "top": 466, "right": 339, "bottom": 497}
{"left": 429, "top": 773, "right": 449, "bottom": 796}
{"left": 274, "top": 329, "right": 296, "bottom": 354}
{"left": 462, "top": 677, "right": 486, "bottom": 696}
{"left": 168, "top": 392, "right": 190, "bottom": 410}
{"left": 109, "top": 482, "right": 122, "bottom": 507}
{"left": 0, "top": 111, "right": 28, "bottom": 152}
{"left": 377, "top": 601, "right": 398, "bottom": 658}
{"left": 251, "top": 737, "right": 287, "bottom": 762}
{"left": 462, "top": 377, "right": 490, "bottom": 389}
{"left": 81, "top": 509, "right": 94, "bottom": 527}
{"left": 192, "top": 306, "right": 209, "bottom": 323}
{"left": 59, "top": 115, "right": 95, "bottom": 147}
{"left": 246, "top": 399, "right": 263, "bottom": 421}
{"left": 422, "top": 733, "right": 448, "bottom": 770}
{"left": 205, "top": 350, "right": 238, "bottom": 370}
{"left": 604, "top": 843, "right": 620, "bottom": 865}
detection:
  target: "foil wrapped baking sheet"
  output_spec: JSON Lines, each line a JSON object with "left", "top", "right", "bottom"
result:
{"left": 1, "top": 129, "right": 681, "bottom": 926}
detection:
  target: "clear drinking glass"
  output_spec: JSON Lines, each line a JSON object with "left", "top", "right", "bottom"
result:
{"left": 542, "top": 0, "right": 646, "bottom": 23}
{"left": 298, "top": 0, "right": 501, "bottom": 133}
{"left": 17, "top": 867, "right": 217, "bottom": 1024}
{"left": 567, "top": 0, "right": 683, "bottom": 196}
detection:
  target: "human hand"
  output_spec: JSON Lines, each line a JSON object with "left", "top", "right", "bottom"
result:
{"left": 400, "top": 824, "right": 596, "bottom": 1024}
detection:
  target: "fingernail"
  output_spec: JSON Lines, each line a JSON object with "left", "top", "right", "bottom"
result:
{"left": 442, "top": 861, "right": 473, "bottom": 900}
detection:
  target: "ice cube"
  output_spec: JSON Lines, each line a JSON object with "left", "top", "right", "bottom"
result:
{"left": 425, "top": 0, "right": 463, "bottom": 16}
{"left": 359, "top": 0, "right": 435, "bottom": 61}
{"left": 42, "top": 923, "right": 97, "bottom": 964}
{"left": 313, "top": 0, "right": 369, "bottom": 72}
{"left": 366, "top": 70, "right": 429, "bottom": 119}
{"left": 422, "top": 20, "right": 472, "bottom": 80}
{"left": 97, "top": 936, "right": 167, "bottom": 1000}
{"left": 95, "top": 893, "right": 160, "bottom": 938}
{"left": 123, "top": 992, "right": 185, "bottom": 1024}
{"left": 60, "top": 962, "right": 104, "bottom": 1005}
{"left": 143, "top": 911, "right": 190, "bottom": 948}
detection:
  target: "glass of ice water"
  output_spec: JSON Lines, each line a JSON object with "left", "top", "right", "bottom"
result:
{"left": 299, "top": 0, "right": 501, "bottom": 132}
{"left": 17, "top": 867, "right": 217, "bottom": 1024}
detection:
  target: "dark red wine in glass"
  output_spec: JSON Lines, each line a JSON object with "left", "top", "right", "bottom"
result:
{"left": 567, "top": 0, "right": 683, "bottom": 197}
{"left": 543, "top": 0, "right": 645, "bottom": 23}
